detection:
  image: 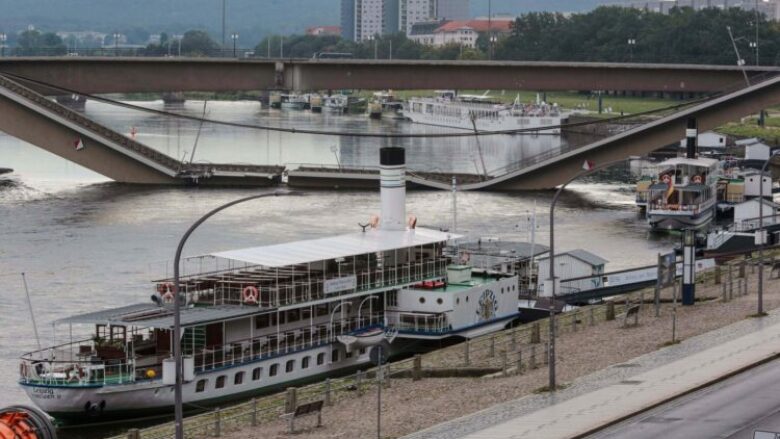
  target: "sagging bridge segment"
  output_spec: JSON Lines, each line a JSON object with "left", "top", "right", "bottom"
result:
{"left": 1, "top": 57, "right": 779, "bottom": 94}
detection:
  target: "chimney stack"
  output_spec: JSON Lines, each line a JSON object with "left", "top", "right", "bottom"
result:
{"left": 686, "top": 118, "right": 697, "bottom": 159}
{"left": 379, "top": 147, "right": 406, "bottom": 231}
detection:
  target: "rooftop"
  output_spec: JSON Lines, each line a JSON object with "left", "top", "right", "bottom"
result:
{"left": 211, "top": 227, "right": 460, "bottom": 268}
{"left": 56, "top": 303, "right": 266, "bottom": 329}
{"left": 539, "top": 249, "right": 608, "bottom": 267}
{"left": 460, "top": 240, "right": 550, "bottom": 259}
{"left": 435, "top": 20, "right": 514, "bottom": 34}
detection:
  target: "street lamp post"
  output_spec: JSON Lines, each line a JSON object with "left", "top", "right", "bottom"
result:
{"left": 113, "top": 33, "right": 120, "bottom": 56}
{"left": 231, "top": 33, "right": 239, "bottom": 58}
{"left": 757, "top": 150, "right": 779, "bottom": 316}
{"left": 628, "top": 38, "right": 636, "bottom": 61}
{"left": 0, "top": 33, "right": 6, "bottom": 57}
{"left": 171, "top": 191, "right": 295, "bottom": 439}
{"left": 175, "top": 35, "right": 182, "bottom": 57}
{"left": 547, "top": 157, "right": 629, "bottom": 391}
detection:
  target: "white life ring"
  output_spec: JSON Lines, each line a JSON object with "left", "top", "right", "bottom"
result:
{"left": 661, "top": 174, "right": 671, "bottom": 184}
{"left": 242, "top": 286, "right": 259, "bottom": 305}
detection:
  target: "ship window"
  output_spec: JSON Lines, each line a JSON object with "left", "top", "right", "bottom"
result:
{"left": 359, "top": 347, "right": 367, "bottom": 355}
{"left": 346, "top": 350, "right": 353, "bottom": 359}
{"left": 252, "top": 367, "right": 262, "bottom": 381}
{"left": 215, "top": 375, "right": 226, "bottom": 389}
{"left": 316, "top": 304, "right": 329, "bottom": 316}
{"left": 466, "top": 296, "right": 469, "bottom": 302}
{"left": 437, "top": 298, "right": 443, "bottom": 305}
{"left": 317, "top": 353, "right": 326, "bottom": 365}
{"left": 302, "top": 356, "right": 310, "bottom": 369}
{"left": 501, "top": 287, "right": 504, "bottom": 294}
{"left": 332, "top": 349, "right": 340, "bottom": 362}
{"left": 195, "top": 379, "right": 207, "bottom": 393}
{"left": 234, "top": 371, "right": 244, "bottom": 385}
{"left": 270, "top": 364, "right": 279, "bottom": 377}
{"left": 456, "top": 298, "right": 460, "bottom": 305}
{"left": 286, "top": 359, "right": 295, "bottom": 373}
{"left": 419, "top": 297, "right": 426, "bottom": 304}
{"left": 256, "top": 314, "right": 270, "bottom": 329}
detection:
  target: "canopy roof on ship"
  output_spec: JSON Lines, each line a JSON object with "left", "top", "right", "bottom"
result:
{"left": 657, "top": 157, "right": 719, "bottom": 168}
{"left": 56, "top": 303, "right": 266, "bottom": 329}
{"left": 210, "top": 227, "right": 460, "bottom": 268}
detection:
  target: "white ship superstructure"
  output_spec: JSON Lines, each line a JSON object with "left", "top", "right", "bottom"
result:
{"left": 18, "top": 147, "right": 520, "bottom": 421}
{"left": 403, "top": 91, "right": 567, "bottom": 134}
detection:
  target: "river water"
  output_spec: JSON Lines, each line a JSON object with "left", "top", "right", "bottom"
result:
{"left": 0, "top": 100, "right": 676, "bottom": 416}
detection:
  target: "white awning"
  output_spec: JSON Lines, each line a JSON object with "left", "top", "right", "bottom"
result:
{"left": 211, "top": 227, "right": 460, "bottom": 268}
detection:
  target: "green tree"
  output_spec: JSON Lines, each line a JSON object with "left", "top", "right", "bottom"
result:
{"left": 15, "top": 30, "right": 66, "bottom": 56}
{"left": 180, "top": 30, "right": 218, "bottom": 56}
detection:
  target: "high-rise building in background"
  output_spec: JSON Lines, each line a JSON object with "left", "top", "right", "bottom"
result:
{"left": 342, "top": 0, "right": 472, "bottom": 40}
{"left": 399, "top": 0, "right": 437, "bottom": 35}
{"left": 436, "top": 0, "right": 470, "bottom": 20}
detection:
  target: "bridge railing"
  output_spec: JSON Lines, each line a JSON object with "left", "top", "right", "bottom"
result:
{"left": 0, "top": 74, "right": 182, "bottom": 171}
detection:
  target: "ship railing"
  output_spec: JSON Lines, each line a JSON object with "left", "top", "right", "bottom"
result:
{"left": 192, "top": 313, "right": 385, "bottom": 372}
{"left": 19, "top": 352, "right": 136, "bottom": 388}
{"left": 732, "top": 214, "right": 780, "bottom": 232}
{"left": 208, "top": 258, "right": 448, "bottom": 308}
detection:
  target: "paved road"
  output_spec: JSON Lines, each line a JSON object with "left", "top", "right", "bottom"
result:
{"left": 588, "top": 359, "right": 780, "bottom": 439}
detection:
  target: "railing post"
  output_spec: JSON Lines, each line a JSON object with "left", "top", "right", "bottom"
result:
{"left": 324, "top": 378, "right": 333, "bottom": 406}
{"left": 516, "top": 349, "right": 523, "bottom": 375}
{"left": 214, "top": 407, "right": 221, "bottom": 437}
{"left": 715, "top": 265, "right": 722, "bottom": 284}
{"left": 412, "top": 355, "right": 422, "bottom": 381}
{"left": 606, "top": 301, "right": 615, "bottom": 321}
{"left": 464, "top": 339, "right": 471, "bottom": 366}
{"left": 501, "top": 350, "right": 508, "bottom": 376}
{"left": 489, "top": 336, "right": 496, "bottom": 357}
{"left": 531, "top": 322, "right": 540, "bottom": 344}
{"left": 530, "top": 345, "right": 537, "bottom": 369}
{"left": 251, "top": 397, "right": 257, "bottom": 427}
{"left": 356, "top": 370, "right": 364, "bottom": 395}
{"left": 589, "top": 307, "right": 596, "bottom": 326}
{"left": 510, "top": 330, "right": 517, "bottom": 352}
{"left": 285, "top": 387, "right": 297, "bottom": 414}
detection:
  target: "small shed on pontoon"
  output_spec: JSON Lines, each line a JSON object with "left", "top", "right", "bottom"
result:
{"left": 536, "top": 249, "right": 608, "bottom": 296}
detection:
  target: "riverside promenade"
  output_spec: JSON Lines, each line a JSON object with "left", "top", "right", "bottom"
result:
{"left": 406, "top": 303, "right": 780, "bottom": 439}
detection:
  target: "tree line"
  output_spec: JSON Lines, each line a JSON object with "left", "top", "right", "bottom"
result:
{"left": 6, "top": 6, "right": 780, "bottom": 65}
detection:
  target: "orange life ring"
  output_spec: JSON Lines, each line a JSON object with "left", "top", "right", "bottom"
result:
{"left": 161, "top": 288, "right": 175, "bottom": 304}
{"left": 242, "top": 286, "right": 259, "bottom": 305}
{"left": 661, "top": 174, "right": 671, "bottom": 184}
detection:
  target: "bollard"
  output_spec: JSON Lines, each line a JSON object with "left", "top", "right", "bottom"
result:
{"left": 739, "top": 262, "right": 746, "bottom": 279}
{"left": 127, "top": 429, "right": 139, "bottom": 439}
{"left": 715, "top": 265, "right": 721, "bottom": 284}
{"left": 589, "top": 307, "right": 595, "bottom": 326}
{"left": 489, "top": 336, "right": 496, "bottom": 357}
{"left": 544, "top": 341, "right": 549, "bottom": 365}
{"left": 530, "top": 345, "right": 537, "bottom": 369}
{"left": 606, "top": 301, "right": 615, "bottom": 321}
{"left": 325, "top": 378, "right": 333, "bottom": 406}
{"left": 357, "top": 370, "right": 364, "bottom": 395}
{"left": 531, "top": 322, "right": 540, "bottom": 344}
{"left": 510, "top": 330, "right": 517, "bottom": 352}
{"left": 285, "top": 387, "right": 297, "bottom": 414}
{"left": 214, "top": 407, "right": 221, "bottom": 437}
{"left": 464, "top": 339, "right": 471, "bottom": 366}
{"left": 722, "top": 276, "right": 727, "bottom": 302}
{"left": 412, "top": 355, "right": 422, "bottom": 381}
{"left": 251, "top": 397, "right": 258, "bottom": 427}
{"left": 501, "top": 350, "right": 508, "bottom": 376}
{"left": 516, "top": 349, "right": 524, "bottom": 375}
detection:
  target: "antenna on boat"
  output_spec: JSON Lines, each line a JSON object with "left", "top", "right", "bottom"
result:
{"left": 358, "top": 222, "right": 370, "bottom": 232}
{"left": 451, "top": 176, "right": 458, "bottom": 233}
{"left": 21, "top": 273, "right": 41, "bottom": 350}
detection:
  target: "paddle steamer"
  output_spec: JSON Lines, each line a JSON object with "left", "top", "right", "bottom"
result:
{"left": 18, "top": 147, "right": 521, "bottom": 421}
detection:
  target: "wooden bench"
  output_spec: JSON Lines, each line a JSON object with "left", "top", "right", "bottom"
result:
{"left": 770, "top": 260, "right": 780, "bottom": 279}
{"left": 280, "top": 400, "right": 324, "bottom": 434}
{"left": 620, "top": 304, "right": 641, "bottom": 328}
